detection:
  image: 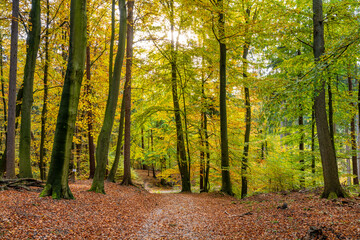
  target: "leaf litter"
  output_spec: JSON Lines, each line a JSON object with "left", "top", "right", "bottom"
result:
{"left": 0, "top": 180, "right": 359, "bottom": 239}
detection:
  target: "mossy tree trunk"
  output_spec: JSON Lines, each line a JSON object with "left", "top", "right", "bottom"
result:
{"left": 89, "top": 0, "right": 126, "bottom": 193}
{"left": 40, "top": 0, "right": 87, "bottom": 199}
{"left": 312, "top": 0, "right": 346, "bottom": 198}
{"left": 19, "top": 0, "right": 41, "bottom": 178}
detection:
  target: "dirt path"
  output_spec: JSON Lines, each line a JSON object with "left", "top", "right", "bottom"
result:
{"left": 133, "top": 194, "right": 214, "bottom": 239}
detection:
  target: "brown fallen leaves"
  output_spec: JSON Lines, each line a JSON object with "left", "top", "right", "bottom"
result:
{"left": 0, "top": 180, "right": 359, "bottom": 239}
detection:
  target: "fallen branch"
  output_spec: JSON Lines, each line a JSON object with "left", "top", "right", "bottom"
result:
{"left": 0, "top": 178, "right": 45, "bottom": 191}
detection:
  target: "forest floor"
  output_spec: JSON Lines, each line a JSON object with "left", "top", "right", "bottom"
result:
{"left": 0, "top": 172, "right": 360, "bottom": 239}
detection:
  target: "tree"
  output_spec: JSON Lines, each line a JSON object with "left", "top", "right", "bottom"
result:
{"left": 90, "top": 0, "right": 126, "bottom": 193}
{"left": 312, "top": 0, "right": 346, "bottom": 198}
{"left": 6, "top": 0, "right": 20, "bottom": 179}
{"left": 19, "top": 0, "right": 41, "bottom": 178}
{"left": 121, "top": 0, "right": 135, "bottom": 186}
{"left": 169, "top": 0, "right": 191, "bottom": 192}
{"left": 40, "top": 0, "right": 87, "bottom": 199}
{"left": 217, "top": 0, "right": 233, "bottom": 195}
{"left": 39, "top": 0, "right": 51, "bottom": 181}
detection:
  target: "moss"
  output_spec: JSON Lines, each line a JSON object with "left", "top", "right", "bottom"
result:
{"left": 328, "top": 192, "right": 338, "bottom": 200}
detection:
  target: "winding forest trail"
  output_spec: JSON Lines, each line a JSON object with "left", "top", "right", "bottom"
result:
{"left": 0, "top": 178, "right": 359, "bottom": 239}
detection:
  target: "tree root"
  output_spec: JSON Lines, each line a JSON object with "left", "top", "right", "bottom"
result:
{"left": 0, "top": 178, "right": 44, "bottom": 191}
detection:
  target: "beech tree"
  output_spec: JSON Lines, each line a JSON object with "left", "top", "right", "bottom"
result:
{"left": 90, "top": 0, "right": 126, "bottom": 193}
{"left": 19, "top": 0, "right": 41, "bottom": 178}
{"left": 6, "top": 0, "right": 20, "bottom": 179}
{"left": 40, "top": 0, "right": 87, "bottom": 199}
{"left": 121, "top": 0, "right": 135, "bottom": 186}
{"left": 312, "top": 0, "right": 346, "bottom": 199}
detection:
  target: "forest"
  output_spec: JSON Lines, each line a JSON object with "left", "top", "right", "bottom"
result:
{"left": 0, "top": 0, "right": 360, "bottom": 238}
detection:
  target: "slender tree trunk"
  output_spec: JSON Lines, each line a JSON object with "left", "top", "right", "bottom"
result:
{"left": 328, "top": 82, "right": 335, "bottom": 150}
{"left": 6, "top": 0, "right": 20, "bottom": 179}
{"left": 200, "top": 115, "right": 205, "bottom": 192}
{"left": 241, "top": 9, "right": 252, "bottom": 198}
{"left": 204, "top": 110, "right": 210, "bottom": 192}
{"left": 150, "top": 129, "right": 156, "bottom": 178}
{"left": 39, "top": 0, "right": 50, "bottom": 181}
{"left": 217, "top": 0, "right": 232, "bottom": 195}
{"left": 107, "top": 94, "right": 125, "bottom": 182}
{"left": 169, "top": 0, "right": 190, "bottom": 192}
{"left": 85, "top": 46, "right": 96, "bottom": 179}
{"left": 19, "top": 0, "right": 41, "bottom": 178}
{"left": 40, "top": 0, "right": 87, "bottom": 199}
{"left": 90, "top": 0, "right": 126, "bottom": 193}
{"left": 299, "top": 105, "right": 305, "bottom": 187}
{"left": 0, "top": 33, "right": 6, "bottom": 172}
{"left": 311, "top": 105, "right": 316, "bottom": 177}
{"left": 0, "top": 33, "right": 6, "bottom": 152}
{"left": 312, "top": 0, "right": 345, "bottom": 198}
{"left": 121, "top": 0, "right": 134, "bottom": 186}
{"left": 348, "top": 76, "right": 358, "bottom": 185}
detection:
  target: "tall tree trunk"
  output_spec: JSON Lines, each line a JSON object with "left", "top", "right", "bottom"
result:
{"left": 0, "top": 33, "right": 5, "bottom": 176}
{"left": 121, "top": 0, "right": 134, "bottom": 186}
{"left": 6, "top": 0, "right": 20, "bottom": 179}
{"left": 85, "top": 46, "right": 96, "bottom": 179}
{"left": 90, "top": 0, "right": 126, "bottom": 193}
{"left": 39, "top": 0, "right": 50, "bottom": 181}
{"left": 40, "top": 0, "right": 87, "bottom": 199}
{"left": 241, "top": 8, "right": 252, "bottom": 198}
{"left": 19, "top": 0, "right": 41, "bottom": 178}
{"left": 107, "top": 94, "right": 125, "bottom": 182}
{"left": 169, "top": 0, "right": 190, "bottom": 192}
{"left": 348, "top": 77, "right": 358, "bottom": 185}
{"left": 0, "top": 86, "right": 23, "bottom": 176}
{"left": 312, "top": 0, "right": 346, "bottom": 198}
{"left": 217, "top": 0, "right": 232, "bottom": 195}
{"left": 0, "top": 33, "right": 6, "bottom": 151}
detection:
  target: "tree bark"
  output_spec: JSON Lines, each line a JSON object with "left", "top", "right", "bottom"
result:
{"left": 328, "top": 82, "right": 335, "bottom": 150}
{"left": 107, "top": 94, "right": 125, "bottom": 182}
{"left": 312, "top": 0, "right": 346, "bottom": 198}
{"left": 121, "top": 0, "right": 134, "bottom": 186}
{"left": 85, "top": 46, "right": 96, "bottom": 179}
{"left": 169, "top": 0, "right": 190, "bottom": 192}
{"left": 90, "top": 0, "right": 126, "bottom": 193}
{"left": 6, "top": 0, "right": 20, "bottom": 179}
{"left": 19, "top": 0, "right": 41, "bottom": 178}
{"left": 39, "top": 0, "right": 50, "bottom": 181}
{"left": 241, "top": 8, "right": 252, "bottom": 198}
{"left": 40, "top": 0, "right": 87, "bottom": 199}
{"left": 217, "top": 0, "right": 233, "bottom": 195}
{"left": 299, "top": 105, "right": 305, "bottom": 187}
{"left": 348, "top": 77, "right": 358, "bottom": 185}
{"left": 0, "top": 33, "right": 6, "bottom": 151}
